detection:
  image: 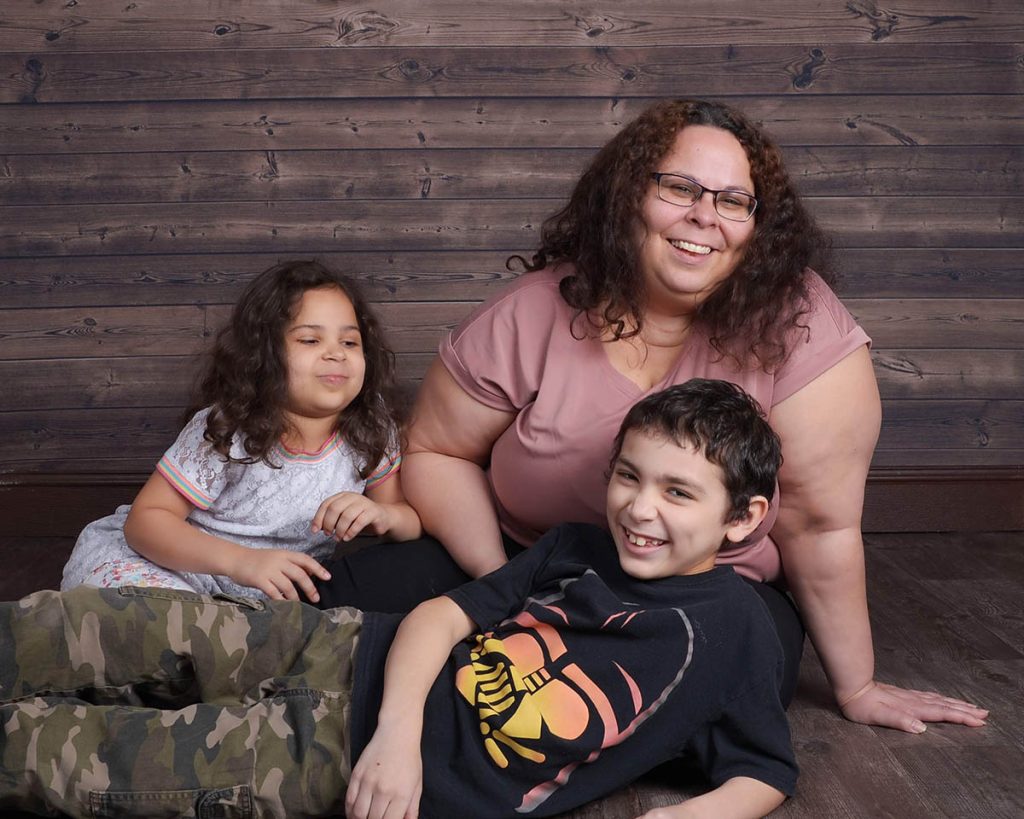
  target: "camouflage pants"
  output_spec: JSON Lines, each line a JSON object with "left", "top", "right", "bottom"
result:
{"left": 0, "top": 585, "right": 362, "bottom": 818}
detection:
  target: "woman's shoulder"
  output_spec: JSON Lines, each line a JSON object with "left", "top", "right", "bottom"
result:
{"left": 770, "top": 269, "right": 871, "bottom": 403}
{"left": 797, "top": 268, "right": 865, "bottom": 343}
{"left": 449, "top": 265, "right": 574, "bottom": 341}
{"left": 488, "top": 264, "right": 570, "bottom": 308}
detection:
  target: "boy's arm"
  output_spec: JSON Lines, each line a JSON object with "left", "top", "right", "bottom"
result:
{"left": 346, "top": 595, "right": 475, "bottom": 819}
{"left": 636, "top": 776, "right": 786, "bottom": 819}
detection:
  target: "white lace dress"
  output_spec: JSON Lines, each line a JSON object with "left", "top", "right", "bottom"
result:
{"left": 61, "top": 407, "right": 399, "bottom": 597}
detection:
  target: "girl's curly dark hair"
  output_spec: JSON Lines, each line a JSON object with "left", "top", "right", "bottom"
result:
{"left": 515, "top": 99, "right": 833, "bottom": 370}
{"left": 186, "top": 260, "right": 400, "bottom": 477}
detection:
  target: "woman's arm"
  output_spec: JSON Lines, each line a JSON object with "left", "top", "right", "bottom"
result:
{"left": 403, "top": 357, "right": 518, "bottom": 577}
{"left": 124, "top": 472, "right": 329, "bottom": 601}
{"left": 769, "top": 346, "right": 987, "bottom": 730}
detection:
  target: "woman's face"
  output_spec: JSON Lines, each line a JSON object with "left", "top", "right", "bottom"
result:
{"left": 637, "top": 125, "right": 756, "bottom": 317}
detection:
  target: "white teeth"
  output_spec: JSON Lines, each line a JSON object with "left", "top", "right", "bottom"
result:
{"left": 626, "top": 530, "right": 664, "bottom": 548}
{"left": 669, "top": 239, "right": 712, "bottom": 255}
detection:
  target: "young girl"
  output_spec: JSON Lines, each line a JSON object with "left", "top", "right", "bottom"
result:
{"left": 61, "top": 260, "right": 421, "bottom": 603}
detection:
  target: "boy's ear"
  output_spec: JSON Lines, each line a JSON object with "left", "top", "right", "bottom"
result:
{"left": 724, "top": 495, "right": 770, "bottom": 544}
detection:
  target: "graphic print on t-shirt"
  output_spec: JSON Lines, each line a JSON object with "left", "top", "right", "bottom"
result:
{"left": 454, "top": 572, "right": 694, "bottom": 813}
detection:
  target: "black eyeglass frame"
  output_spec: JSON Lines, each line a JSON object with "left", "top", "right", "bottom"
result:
{"left": 650, "top": 172, "right": 758, "bottom": 222}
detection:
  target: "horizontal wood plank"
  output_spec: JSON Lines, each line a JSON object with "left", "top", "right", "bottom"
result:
{"left": 3, "top": 44, "right": 1020, "bottom": 104}
{"left": 869, "top": 448, "right": 1024, "bottom": 467}
{"left": 7, "top": 1, "right": 1022, "bottom": 51}
{"left": 872, "top": 349, "right": 1024, "bottom": 399}
{"left": 3, "top": 299, "right": 1020, "bottom": 361}
{"left": 3, "top": 146, "right": 1019, "bottom": 205}
{"left": 0, "top": 148, "right": 584, "bottom": 204}
{"left": 850, "top": 299, "right": 1024, "bottom": 349}
{"left": 3, "top": 97, "right": 1019, "bottom": 155}
{"left": 0, "top": 303, "right": 471, "bottom": 361}
{"left": 0, "top": 353, "right": 434, "bottom": 412}
{"left": 875, "top": 400, "right": 1024, "bottom": 451}
{"left": 1, "top": 346, "right": 1013, "bottom": 416}
{"left": 1, "top": 197, "right": 1019, "bottom": 257}
{"left": 3, "top": 249, "right": 1020, "bottom": 309}
{"left": 834, "top": 249, "right": 1024, "bottom": 299}
{"left": 0, "top": 252, "right": 524, "bottom": 307}
{"left": 2, "top": 348, "right": 1017, "bottom": 413}
{"left": 3, "top": 401, "right": 1020, "bottom": 468}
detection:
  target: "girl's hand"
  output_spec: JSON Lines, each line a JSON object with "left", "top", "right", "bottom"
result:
{"left": 313, "top": 492, "right": 391, "bottom": 542}
{"left": 346, "top": 724, "right": 423, "bottom": 819}
{"left": 227, "top": 549, "right": 331, "bottom": 603}
{"left": 839, "top": 680, "right": 988, "bottom": 733}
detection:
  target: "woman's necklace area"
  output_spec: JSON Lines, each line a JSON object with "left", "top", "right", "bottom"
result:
{"left": 603, "top": 317, "right": 693, "bottom": 391}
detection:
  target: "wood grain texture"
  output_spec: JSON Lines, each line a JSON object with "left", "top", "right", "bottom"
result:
{"left": 5, "top": 1, "right": 1022, "bottom": 51}
{"left": 850, "top": 299, "right": 1024, "bottom": 348}
{"left": 1, "top": 347, "right": 1014, "bottom": 416}
{"left": 872, "top": 349, "right": 1024, "bottom": 399}
{"left": 1, "top": 1, "right": 1020, "bottom": 497}
{"left": 3, "top": 146, "right": 1019, "bottom": 205}
{"left": 0, "top": 353, "right": 433, "bottom": 412}
{"left": 3, "top": 298, "right": 1019, "bottom": 361}
{"left": 1, "top": 197, "right": 1019, "bottom": 258}
{"left": 835, "top": 249, "right": 1024, "bottom": 299}
{"left": 3, "top": 249, "right": 1020, "bottom": 309}
{"left": 2, "top": 401, "right": 1019, "bottom": 470}
{"left": 3, "top": 97, "right": 1020, "bottom": 154}
{"left": 3, "top": 44, "right": 1020, "bottom": 104}
{"left": 0, "top": 302, "right": 470, "bottom": 360}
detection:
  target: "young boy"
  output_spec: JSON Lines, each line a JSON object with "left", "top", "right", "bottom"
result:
{"left": 0, "top": 379, "right": 796, "bottom": 819}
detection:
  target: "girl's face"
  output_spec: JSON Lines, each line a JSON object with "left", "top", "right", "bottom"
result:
{"left": 636, "top": 125, "right": 756, "bottom": 318}
{"left": 282, "top": 285, "right": 366, "bottom": 428}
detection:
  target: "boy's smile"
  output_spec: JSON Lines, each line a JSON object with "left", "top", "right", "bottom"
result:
{"left": 607, "top": 429, "right": 758, "bottom": 580}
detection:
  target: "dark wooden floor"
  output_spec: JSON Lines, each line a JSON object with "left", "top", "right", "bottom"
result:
{"left": 2, "top": 531, "right": 1022, "bottom": 818}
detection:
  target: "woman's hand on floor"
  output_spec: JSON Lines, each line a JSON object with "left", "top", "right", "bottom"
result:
{"left": 840, "top": 680, "right": 988, "bottom": 732}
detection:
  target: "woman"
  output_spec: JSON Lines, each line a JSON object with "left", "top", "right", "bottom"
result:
{"left": 320, "top": 99, "right": 986, "bottom": 732}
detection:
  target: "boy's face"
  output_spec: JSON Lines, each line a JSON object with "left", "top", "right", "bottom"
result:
{"left": 606, "top": 429, "right": 748, "bottom": 580}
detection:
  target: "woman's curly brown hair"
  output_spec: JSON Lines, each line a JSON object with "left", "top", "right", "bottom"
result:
{"left": 515, "top": 99, "right": 833, "bottom": 370}
{"left": 186, "top": 260, "right": 400, "bottom": 476}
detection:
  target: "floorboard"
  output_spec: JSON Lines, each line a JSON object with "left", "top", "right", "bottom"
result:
{"left": 1, "top": 531, "right": 1021, "bottom": 818}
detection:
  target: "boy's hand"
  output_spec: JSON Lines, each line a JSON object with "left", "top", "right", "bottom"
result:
{"left": 346, "top": 724, "right": 423, "bottom": 819}
{"left": 226, "top": 549, "right": 330, "bottom": 603}
{"left": 313, "top": 491, "right": 392, "bottom": 541}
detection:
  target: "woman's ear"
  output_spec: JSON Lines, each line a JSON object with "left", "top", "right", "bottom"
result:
{"left": 724, "top": 495, "right": 770, "bottom": 544}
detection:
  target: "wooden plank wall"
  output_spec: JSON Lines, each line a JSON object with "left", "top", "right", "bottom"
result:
{"left": 1, "top": 0, "right": 1022, "bottom": 537}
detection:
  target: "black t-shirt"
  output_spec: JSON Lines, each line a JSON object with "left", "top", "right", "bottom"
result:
{"left": 351, "top": 523, "right": 797, "bottom": 819}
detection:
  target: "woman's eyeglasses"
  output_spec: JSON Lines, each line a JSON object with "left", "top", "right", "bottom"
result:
{"left": 650, "top": 172, "right": 758, "bottom": 222}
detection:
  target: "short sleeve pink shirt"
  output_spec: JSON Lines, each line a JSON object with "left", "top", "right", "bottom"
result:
{"left": 439, "top": 266, "right": 870, "bottom": 582}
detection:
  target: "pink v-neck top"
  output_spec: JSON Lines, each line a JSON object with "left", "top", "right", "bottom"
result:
{"left": 439, "top": 265, "right": 870, "bottom": 581}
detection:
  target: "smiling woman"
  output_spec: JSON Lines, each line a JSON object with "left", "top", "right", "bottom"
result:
{"left": 317, "top": 99, "right": 988, "bottom": 736}
{"left": 637, "top": 126, "right": 757, "bottom": 318}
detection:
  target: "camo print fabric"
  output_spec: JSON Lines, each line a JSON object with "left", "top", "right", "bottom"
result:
{"left": 0, "top": 585, "right": 362, "bottom": 818}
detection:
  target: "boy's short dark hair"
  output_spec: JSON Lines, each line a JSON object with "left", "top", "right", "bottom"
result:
{"left": 610, "top": 379, "right": 782, "bottom": 522}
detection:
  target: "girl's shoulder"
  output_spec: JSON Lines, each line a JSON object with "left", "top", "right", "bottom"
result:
{"left": 173, "top": 405, "right": 250, "bottom": 462}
